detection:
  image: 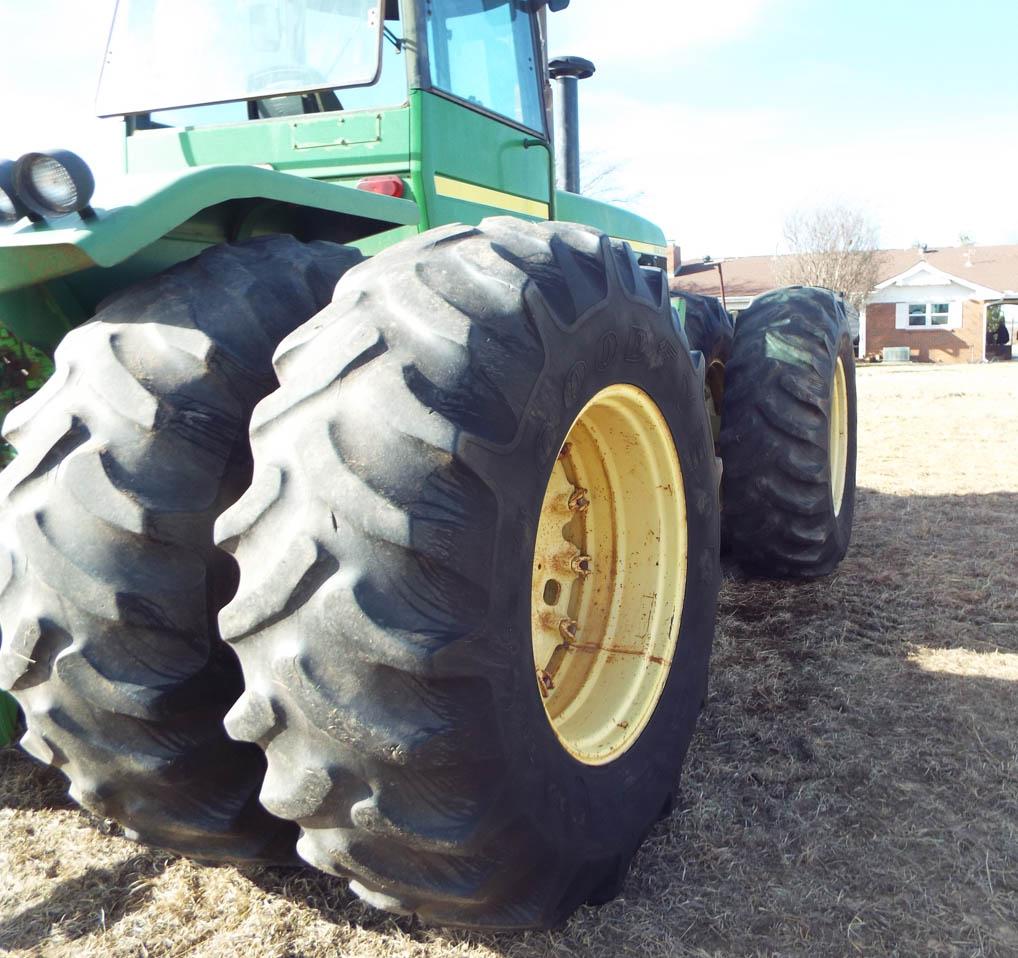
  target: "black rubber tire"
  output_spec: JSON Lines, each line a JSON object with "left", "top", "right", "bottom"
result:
{"left": 672, "top": 289, "right": 734, "bottom": 372}
{"left": 215, "top": 218, "right": 721, "bottom": 929}
{"left": 673, "top": 289, "right": 735, "bottom": 457}
{"left": 719, "top": 286, "right": 857, "bottom": 578}
{"left": 0, "top": 236, "right": 362, "bottom": 862}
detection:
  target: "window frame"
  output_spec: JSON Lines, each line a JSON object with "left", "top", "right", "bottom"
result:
{"left": 907, "top": 302, "right": 950, "bottom": 327}
{"left": 895, "top": 301, "right": 962, "bottom": 331}
{"left": 418, "top": 0, "right": 549, "bottom": 139}
{"left": 98, "top": 0, "right": 389, "bottom": 118}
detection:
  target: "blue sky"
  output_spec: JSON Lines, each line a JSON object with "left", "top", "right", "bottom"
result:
{"left": 2, "top": 0, "right": 1016, "bottom": 256}
{"left": 549, "top": 0, "right": 1018, "bottom": 255}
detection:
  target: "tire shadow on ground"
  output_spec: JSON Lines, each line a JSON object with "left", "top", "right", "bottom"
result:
{"left": 0, "top": 487, "right": 1015, "bottom": 958}
{"left": 0, "top": 744, "right": 74, "bottom": 812}
{"left": 0, "top": 856, "right": 170, "bottom": 954}
{"left": 641, "top": 486, "right": 1018, "bottom": 957}
{"left": 233, "top": 489, "right": 1018, "bottom": 956}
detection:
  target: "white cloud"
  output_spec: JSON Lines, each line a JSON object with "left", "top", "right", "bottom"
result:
{"left": 573, "top": 87, "right": 1018, "bottom": 257}
{"left": 549, "top": 1, "right": 1017, "bottom": 255}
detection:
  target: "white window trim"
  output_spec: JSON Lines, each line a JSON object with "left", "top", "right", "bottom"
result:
{"left": 895, "top": 301, "right": 963, "bottom": 331}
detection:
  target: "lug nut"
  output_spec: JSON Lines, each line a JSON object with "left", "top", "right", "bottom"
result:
{"left": 568, "top": 488, "right": 589, "bottom": 512}
{"left": 536, "top": 668, "right": 555, "bottom": 697}
{"left": 570, "top": 554, "right": 592, "bottom": 576}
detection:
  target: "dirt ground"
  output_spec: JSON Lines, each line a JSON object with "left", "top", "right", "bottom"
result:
{"left": 2, "top": 361, "right": 1016, "bottom": 958}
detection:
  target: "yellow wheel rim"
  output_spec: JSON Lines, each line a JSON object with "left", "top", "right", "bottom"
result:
{"left": 531, "top": 384, "right": 687, "bottom": 766}
{"left": 829, "top": 357, "right": 849, "bottom": 517}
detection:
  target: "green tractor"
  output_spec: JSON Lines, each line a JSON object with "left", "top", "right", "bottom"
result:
{"left": 0, "top": 0, "right": 857, "bottom": 928}
{"left": 0, "top": 689, "right": 16, "bottom": 747}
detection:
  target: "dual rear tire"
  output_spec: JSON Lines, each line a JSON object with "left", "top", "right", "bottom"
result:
{"left": 2, "top": 225, "right": 852, "bottom": 927}
{"left": 0, "top": 236, "right": 361, "bottom": 861}
{"left": 0, "top": 220, "right": 720, "bottom": 928}
{"left": 721, "top": 287, "right": 857, "bottom": 577}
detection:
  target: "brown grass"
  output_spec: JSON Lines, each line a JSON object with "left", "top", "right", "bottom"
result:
{"left": 2, "top": 362, "right": 1017, "bottom": 957}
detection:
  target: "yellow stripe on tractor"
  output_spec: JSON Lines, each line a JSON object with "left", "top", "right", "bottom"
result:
{"left": 434, "top": 175, "right": 551, "bottom": 219}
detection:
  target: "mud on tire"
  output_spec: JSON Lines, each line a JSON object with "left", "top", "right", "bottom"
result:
{"left": 216, "top": 218, "right": 721, "bottom": 928}
{"left": 0, "top": 236, "right": 361, "bottom": 861}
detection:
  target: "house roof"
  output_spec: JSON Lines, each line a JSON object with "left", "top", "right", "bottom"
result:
{"left": 671, "top": 244, "right": 1018, "bottom": 300}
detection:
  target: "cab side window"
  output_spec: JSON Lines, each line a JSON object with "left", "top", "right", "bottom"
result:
{"left": 425, "top": 0, "right": 545, "bottom": 132}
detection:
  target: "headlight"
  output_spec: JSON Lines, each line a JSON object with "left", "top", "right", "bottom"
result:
{"left": 13, "top": 150, "right": 95, "bottom": 218}
{"left": 0, "top": 160, "right": 27, "bottom": 225}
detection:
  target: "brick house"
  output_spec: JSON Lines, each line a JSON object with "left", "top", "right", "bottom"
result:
{"left": 670, "top": 244, "right": 1018, "bottom": 363}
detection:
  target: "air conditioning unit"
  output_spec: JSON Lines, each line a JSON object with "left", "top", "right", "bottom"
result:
{"left": 882, "top": 346, "right": 911, "bottom": 364}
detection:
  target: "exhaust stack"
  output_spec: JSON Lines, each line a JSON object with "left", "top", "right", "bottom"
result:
{"left": 549, "top": 56, "right": 595, "bottom": 195}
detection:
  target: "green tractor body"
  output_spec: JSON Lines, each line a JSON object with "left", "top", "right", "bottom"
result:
{"left": 0, "top": 0, "right": 857, "bottom": 928}
{"left": 0, "top": 690, "right": 16, "bottom": 746}
{"left": 0, "top": 1, "right": 665, "bottom": 353}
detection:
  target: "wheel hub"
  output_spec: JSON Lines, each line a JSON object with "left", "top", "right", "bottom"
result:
{"left": 829, "top": 356, "right": 849, "bottom": 516}
{"left": 531, "top": 384, "right": 687, "bottom": 766}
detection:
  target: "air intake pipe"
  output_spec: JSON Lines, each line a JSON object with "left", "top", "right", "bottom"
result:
{"left": 549, "top": 56, "right": 595, "bottom": 195}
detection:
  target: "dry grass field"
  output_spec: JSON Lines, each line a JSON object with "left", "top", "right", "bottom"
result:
{"left": 2, "top": 361, "right": 1016, "bottom": 958}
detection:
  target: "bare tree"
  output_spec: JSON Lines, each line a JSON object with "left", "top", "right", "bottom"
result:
{"left": 776, "top": 204, "right": 885, "bottom": 312}
{"left": 579, "top": 151, "right": 644, "bottom": 207}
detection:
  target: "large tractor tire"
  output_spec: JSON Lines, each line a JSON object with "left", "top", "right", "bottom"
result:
{"left": 215, "top": 218, "right": 721, "bottom": 929}
{"left": 719, "top": 286, "right": 857, "bottom": 577}
{"left": 672, "top": 289, "right": 735, "bottom": 447}
{"left": 0, "top": 236, "right": 361, "bottom": 861}
{"left": 673, "top": 289, "right": 734, "bottom": 373}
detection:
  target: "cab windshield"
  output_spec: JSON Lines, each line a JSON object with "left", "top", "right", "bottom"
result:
{"left": 96, "top": 0, "right": 385, "bottom": 117}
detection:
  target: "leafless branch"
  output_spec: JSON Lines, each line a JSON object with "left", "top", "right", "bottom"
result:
{"left": 775, "top": 204, "right": 885, "bottom": 312}
{"left": 579, "top": 152, "right": 644, "bottom": 207}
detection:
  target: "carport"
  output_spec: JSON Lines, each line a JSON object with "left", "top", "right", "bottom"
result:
{"left": 985, "top": 296, "right": 1018, "bottom": 360}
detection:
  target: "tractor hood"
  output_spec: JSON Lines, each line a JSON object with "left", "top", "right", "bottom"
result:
{"left": 0, "top": 165, "right": 419, "bottom": 296}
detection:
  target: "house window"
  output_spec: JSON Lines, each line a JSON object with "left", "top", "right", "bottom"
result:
{"left": 906, "top": 303, "right": 951, "bottom": 328}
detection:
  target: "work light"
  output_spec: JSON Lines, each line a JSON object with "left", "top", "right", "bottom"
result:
{"left": 13, "top": 150, "right": 95, "bottom": 218}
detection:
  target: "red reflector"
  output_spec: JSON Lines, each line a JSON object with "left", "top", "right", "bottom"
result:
{"left": 356, "top": 175, "right": 405, "bottom": 198}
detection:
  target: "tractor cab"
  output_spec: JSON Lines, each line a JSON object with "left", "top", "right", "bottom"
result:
{"left": 97, "top": 0, "right": 554, "bottom": 196}
{"left": 99, "top": 0, "right": 550, "bottom": 130}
